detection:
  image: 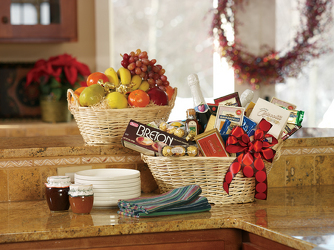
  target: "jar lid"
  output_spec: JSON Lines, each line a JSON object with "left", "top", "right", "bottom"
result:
{"left": 69, "top": 184, "right": 94, "bottom": 197}
{"left": 46, "top": 176, "right": 71, "bottom": 188}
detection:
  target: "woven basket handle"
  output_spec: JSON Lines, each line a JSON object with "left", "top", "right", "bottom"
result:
{"left": 67, "top": 89, "right": 80, "bottom": 111}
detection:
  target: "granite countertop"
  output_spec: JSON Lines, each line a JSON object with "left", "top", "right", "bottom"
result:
{"left": 0, "top": 185, "right": 334, "bottom": 250}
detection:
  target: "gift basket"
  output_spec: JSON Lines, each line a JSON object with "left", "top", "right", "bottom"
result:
{"left": 128, "top": 73, "right": 303, "bottom": 205}
{"left": 142, "top": 141, "right": 283, "bottom": 205}
{"left": 68, "top": 88, "right": 176, "bottom": 145}
{"left": 67, "top": 49, "right": 177, "bottom": 145}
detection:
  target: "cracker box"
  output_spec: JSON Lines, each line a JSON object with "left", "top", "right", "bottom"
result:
{"left": 214, "top": 105, "right": 245, "bottom": 131}
{"left": 121, "top": 120, "right": 192, "bottom": 156}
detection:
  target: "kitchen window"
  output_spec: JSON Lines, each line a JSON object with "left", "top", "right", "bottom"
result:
{"left": 112, "top": 0, "right": 334, "bottom": 129}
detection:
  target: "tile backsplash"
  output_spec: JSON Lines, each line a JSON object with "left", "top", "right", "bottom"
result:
{"left": 0, "top": 124, "right": 333, "bottom": 202}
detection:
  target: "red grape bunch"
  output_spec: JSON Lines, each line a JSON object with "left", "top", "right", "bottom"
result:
{"left": 121, "top": 49, "right": 170, "bottom": 91}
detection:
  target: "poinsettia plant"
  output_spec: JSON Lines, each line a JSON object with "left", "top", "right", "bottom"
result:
{"left": 26, "top": 54, "right": 91, "bottom": 101}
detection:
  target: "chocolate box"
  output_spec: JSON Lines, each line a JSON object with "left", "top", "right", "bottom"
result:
{"left": 121, "top": 120, "right": 192, "bottom": 156}
{"left": 194, "top": 128, "right": 229, "bottom": 157}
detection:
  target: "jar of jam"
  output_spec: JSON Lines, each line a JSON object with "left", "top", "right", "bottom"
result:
{"left": 68, "top": 184, "right": 94, "bottom": 214}
{"left": 45, "top": 176, "right": 71, "bottom": 212}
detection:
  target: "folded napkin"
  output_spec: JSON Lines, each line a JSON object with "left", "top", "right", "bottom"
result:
{"left": 117, "top": 185, "right": 211, "bottom": 217}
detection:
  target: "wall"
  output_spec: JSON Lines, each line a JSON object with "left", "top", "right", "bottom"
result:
{"left": 0, "top": 0, "right": 96, "bottom": 73}
{"left": 234, "top": 0, "right": 276, "bottom": 101}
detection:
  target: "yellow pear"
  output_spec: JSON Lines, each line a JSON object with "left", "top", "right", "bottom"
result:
{"left": 79, "top": 84, "right": 105, "bottom": 107}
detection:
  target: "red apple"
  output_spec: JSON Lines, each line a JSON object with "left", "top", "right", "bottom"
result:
{"left": 147, "top": 87, "right": 168, "bottom": 106}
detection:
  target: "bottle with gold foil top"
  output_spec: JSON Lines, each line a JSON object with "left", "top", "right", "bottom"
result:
{"left": 185, "top": 108, "right": 199, "bottom": 139}
{"left": 187, "top": 74, "right": 212, "bottom": 134}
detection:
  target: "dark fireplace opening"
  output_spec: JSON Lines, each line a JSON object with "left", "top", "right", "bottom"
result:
{"left": 0, "top": 62, "right": 41, "bottom": 120}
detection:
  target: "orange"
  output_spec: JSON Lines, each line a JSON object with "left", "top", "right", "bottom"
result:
{"left": 165, "top": 85, "right": 175, "bottom": 101}
{"left": 128, "top": 89, "right": 150, "bottom": 107}
{"left": 87, "top": 72, "right": 109, "bottom": 86}
{"left": 71, "top": 87, "right": 86, "bottom": 104}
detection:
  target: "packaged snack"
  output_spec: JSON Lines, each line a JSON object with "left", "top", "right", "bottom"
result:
{"left": 242, "top": 116, "right": 257, "bottom": 136}
{"left": 287, "top": 110, "right": 304, "bottom": 126}
{"left": 214, "top": 105, "right": 245, "bottom": 131}
{"left": 122, "top": 120, "right": 193, "bottom": 156}
{"left": 160, "top": 145, "right": 199, "bottom": 157}
{"left": 187, "top": 145, "right": 199, "bottom": 157}
{"left": 244, "top": 101, "right": 255, "bottom": 117}
{"left": 194, "top": 128, "right": 229, "bottom": 157}
{"left": 249, "top": 98, "right": 291, "bottom": 139}
{"left": 271, "top": 97, "right": 297, "bottom": 110}
{"left": 219, "top": 119, "right": 232, "bottom": 144}
{"left": 281, "top": 124, "right": 302, "bottom": 141}
{"left": 204, "top": 115, "right": 216, "bottom": 133}
{"left": 214, "top": 92, "right": 241, "bottom": 107}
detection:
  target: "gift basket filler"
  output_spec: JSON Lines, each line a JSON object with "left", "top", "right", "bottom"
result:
{"left": 68, "top": 49, "right": 304, "bottom": 205}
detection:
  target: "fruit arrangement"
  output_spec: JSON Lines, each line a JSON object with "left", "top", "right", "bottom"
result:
{"left": 72, "top": 49, "right": 175, "bottom": 109}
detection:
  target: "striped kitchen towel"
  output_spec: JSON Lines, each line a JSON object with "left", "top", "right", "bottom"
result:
{"left": 117, "top": 185, "right": 211, "bottom": 217}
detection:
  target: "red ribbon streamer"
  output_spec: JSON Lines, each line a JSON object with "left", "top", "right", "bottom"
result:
{"left": 223, "top": 119, "right": 278, "bottom": 200}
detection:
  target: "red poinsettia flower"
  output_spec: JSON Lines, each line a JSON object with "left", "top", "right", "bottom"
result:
{"left": 26, "top": 53, "right": 91, "bottom": 86}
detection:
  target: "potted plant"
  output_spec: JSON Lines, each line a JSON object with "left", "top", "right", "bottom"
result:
{"left": 26, "top": 54, "right": 91, "bottom": 123}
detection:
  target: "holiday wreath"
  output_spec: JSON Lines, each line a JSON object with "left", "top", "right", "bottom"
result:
{"left": 211, "top": 0, "right": 333, "bottom": 89}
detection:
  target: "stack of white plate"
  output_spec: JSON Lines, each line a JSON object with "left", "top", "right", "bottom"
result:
{"left": 74, "top": 169, "right": 141, "bottom": 208}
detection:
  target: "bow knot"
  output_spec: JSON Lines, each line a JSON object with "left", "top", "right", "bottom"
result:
{"left": 223, "top": 119, "right": 278, "bottom": 200}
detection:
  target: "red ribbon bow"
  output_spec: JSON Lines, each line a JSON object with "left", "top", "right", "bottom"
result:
{"left": 223, "top": 119, "right": 278, "bottom": 200}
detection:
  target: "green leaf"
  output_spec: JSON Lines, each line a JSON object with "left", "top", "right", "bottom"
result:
{"left": 52, "top": 88, "right": 62, "bottom": 101}
{"left": 50, "top": 78, "right": 61, "bottom": 88}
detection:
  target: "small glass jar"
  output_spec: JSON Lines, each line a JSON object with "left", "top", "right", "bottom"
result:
{"left": 68, "top": 184, "right": 94, "bottom": 214}
{"left": 45, "top": 176, "right": 71, "bottom": 212}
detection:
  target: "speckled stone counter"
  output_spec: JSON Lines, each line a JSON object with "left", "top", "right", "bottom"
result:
{"left": 0, "top": 185, "right": 333, "bottom": 249}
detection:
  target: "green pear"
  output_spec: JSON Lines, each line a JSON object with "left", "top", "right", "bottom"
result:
{"left": 79, "top": 84, "right": 105, "bottom": 107}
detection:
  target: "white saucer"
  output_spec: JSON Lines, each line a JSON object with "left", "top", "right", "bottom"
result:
{"left": 75, "top": 168, "right": 140, "bottom": 181}
{"left": 74, "top": 176, "right": 140, "bottom": 185}
{"left": 75, "top": 178, "right": 141, "bottom": 189}
{"left": 94, "top": 191, "right": 141, "bottom": 201}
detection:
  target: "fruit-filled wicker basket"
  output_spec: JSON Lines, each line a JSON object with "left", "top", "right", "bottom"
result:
{"left": 141, "top": 139, "right": 283, "bottom": 205}
{"left": 67, "top": 88, "right": 177, "bottom": 145}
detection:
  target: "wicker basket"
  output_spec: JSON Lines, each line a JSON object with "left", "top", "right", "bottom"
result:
{"left": 141, "top": 139, "right": 283, "bottom": 205}
{"left": 67, "top": 88, "right": 177, "bottom": 145}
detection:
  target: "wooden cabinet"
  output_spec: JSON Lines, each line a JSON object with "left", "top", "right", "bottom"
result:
{"left": 0, "top": 229, "right": 298, "bottom": 250}
{"left": 242, "top": 232, "right": 296, "bottom": 250}
{"left": 0, "top": 0, "right": 77, "bottom": 43}
{"left": 0, "top": 229, "right": 242, "bottom": 250}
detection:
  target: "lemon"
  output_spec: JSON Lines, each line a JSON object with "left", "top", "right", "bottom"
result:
{"left": 79, "top": 84, "right": 105, "bottom": 107}
{"left": 106, "top": 92, "right": 128, "bottom": 109}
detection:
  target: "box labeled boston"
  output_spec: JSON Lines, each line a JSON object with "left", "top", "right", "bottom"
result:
{"left": 122, "top": 120, "right": 192, "bottom": 156}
